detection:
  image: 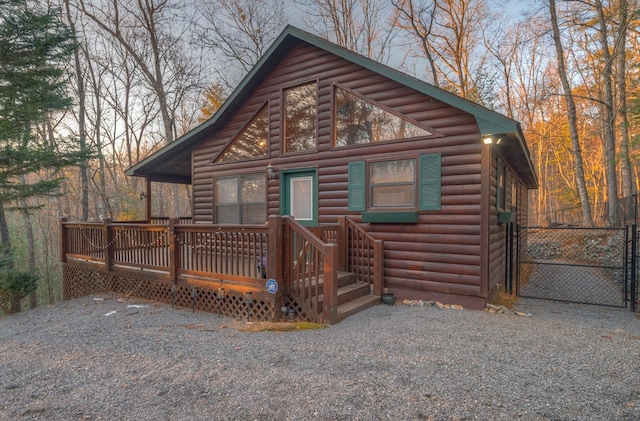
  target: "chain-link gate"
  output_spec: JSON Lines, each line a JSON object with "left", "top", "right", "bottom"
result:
{"left": 516, "top": 226, "right": 629, "bottom": 308}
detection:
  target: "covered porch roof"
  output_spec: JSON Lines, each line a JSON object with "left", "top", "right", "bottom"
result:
{"left": 125, "top": 25, "right": 537, "bottom": 189}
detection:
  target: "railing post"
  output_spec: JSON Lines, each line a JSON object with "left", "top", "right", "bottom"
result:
{"left": 323, "top": 243, "right": 338, "bottom": 324}
{"left": 60, "top": 217, "right": 68, "bottom": 263}
{"left": 267, "top": 215, "right": 284, "bottom": 291}
{"left": 169, "top": 217, "right": 180, "bottom": 284}
{"left": 373, "top": 240, "right": 384, "bottom": 296}
{"left": 337, "top": 216, "right": 347, "bottom": 271}
{"left": 103, "top": 218, "right": 113, "bottom": 271}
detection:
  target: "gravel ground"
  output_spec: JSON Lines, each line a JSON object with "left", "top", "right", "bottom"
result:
{"left": 1, "top": 295, "right": 639, "bottom": 421}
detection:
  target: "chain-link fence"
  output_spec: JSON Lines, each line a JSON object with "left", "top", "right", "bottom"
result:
{"left": 517, "top": 226, "right": 629, "bottom": 308}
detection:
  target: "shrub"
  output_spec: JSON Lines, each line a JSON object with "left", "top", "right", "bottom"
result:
{"left": 0, "top": 257, "right": 39, "bottom": 315}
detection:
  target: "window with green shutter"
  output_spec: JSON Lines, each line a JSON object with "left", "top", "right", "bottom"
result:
{"left": 418, "top": 153, "right": 441, "bottom": 211}
{"left": 348, "top": 161, "right": 366, "bottom": 211}
{"left": 347, "top": 153, "right": 441, "bottom": 216}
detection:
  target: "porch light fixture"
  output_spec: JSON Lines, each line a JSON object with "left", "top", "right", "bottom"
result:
{"left": 267, "top": 164, "right": 277, "bottom": 179}
{"left": 483, "top": 137, "right": 493, "bottom": 145}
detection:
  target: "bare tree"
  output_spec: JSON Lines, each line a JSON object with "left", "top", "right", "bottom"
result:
{"left": 392, "top": 0, "right": 489, "bottom": 100}
{"left": 297, "top": 0, "right": 399, "bottom": 62}
{"left": 392, "top": 0, "right": 440, "bottom": 86}
{"left": 614, "top": 0, "right": 637, "bottom": 220}
{"left": 198, "top": 0, "right": 286, "bottom": 88}
{"left": 548, "top": 0, "right": 594, "bottom": 226}
{"left": 79, "top": 0, "right": 204, "bottom": 217}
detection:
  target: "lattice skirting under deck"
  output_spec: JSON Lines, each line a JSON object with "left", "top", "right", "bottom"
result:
{"left": 62, "top": 264, "right": 314, "bottom": 322}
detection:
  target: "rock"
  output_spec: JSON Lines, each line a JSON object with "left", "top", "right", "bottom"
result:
{"left": 450, "top": 304, "right": 464, "bottom": 310}
{"left": 435, "top": 301, "right": 445, "bottom": 309}
{"left": 513, "top": 311, "right": 531, "bottom": 317}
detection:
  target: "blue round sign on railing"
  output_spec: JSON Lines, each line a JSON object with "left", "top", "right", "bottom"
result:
{"left": 266, "top": 279, "right": 278, "bottom": 294}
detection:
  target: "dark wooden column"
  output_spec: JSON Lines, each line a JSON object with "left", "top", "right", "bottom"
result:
{"left": 60, "top": 217, "right": 68, "bottom": 263}
{"left": 145, "top": 178, "right": 152, "bottom": 223}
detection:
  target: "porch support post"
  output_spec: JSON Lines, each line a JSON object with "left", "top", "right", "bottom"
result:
{"left": 103, "top": 218, "right": 113, "bottom": 271}
{"left": 169, "top": 217, "right": 180, "bottom": 284}
{"left": 323, "top": 243, "right": 338, "bottom": 324}
{"left": 267, "top": 215, "right": 284, "bottom": 289}
{"left": 145, "top": 178, "right": 152, "bottom": 223}
{"left": 60, "top": 217, "right": 68, "bottom": 263}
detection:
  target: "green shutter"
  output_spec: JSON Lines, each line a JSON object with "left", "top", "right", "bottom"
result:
{"left": 419, "top": 153, "right": 441, "bottom": 211}
{"left": 348, "top": 161, "right": 366, "bottom": 211}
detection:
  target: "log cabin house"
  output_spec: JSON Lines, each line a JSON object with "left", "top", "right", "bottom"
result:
{"left": 61, "top": 26, "right": 537, "bottom": 323}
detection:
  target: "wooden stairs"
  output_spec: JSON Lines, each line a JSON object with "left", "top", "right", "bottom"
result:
{"left": 306, "top": 271, "right": 380, "bottom": 323}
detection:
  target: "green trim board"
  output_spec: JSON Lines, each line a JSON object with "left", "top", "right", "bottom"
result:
{"left": 279, "top": 168, "right": 318, "bottom": 227}
{"left": 347, "top": 161, "right": 366, "bottom": 211}
{"left": 361, "top": 211, "right": 418, "bottom": 224}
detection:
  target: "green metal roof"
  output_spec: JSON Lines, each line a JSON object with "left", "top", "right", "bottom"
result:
{"left": 126, "top": 25, "right": 537, "bottom": 188}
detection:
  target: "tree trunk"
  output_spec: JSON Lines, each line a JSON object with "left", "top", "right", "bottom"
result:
{"left": 19, "top": 176, "right": 37, "bottom": 309}
{"left": 549, "top": 0, "right": 594, "bottom": 227}
{"left": 595, "top": 0, "right": 621, "bottom": 226}
{"left": 65, "top": 0, "right": 90, "bottom": 221}
{"left": 0, "top": 203, "right": 11, "bottom": 260}
{"left": 615, "top": 0, "right": 635, "bottom": 223}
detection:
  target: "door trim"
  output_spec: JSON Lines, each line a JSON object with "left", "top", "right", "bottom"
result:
{"left": 280, "top": 168, "right": 318, "bottom": 227}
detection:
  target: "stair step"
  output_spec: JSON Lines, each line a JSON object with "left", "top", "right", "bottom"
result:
{"left": 316, "top": 271, "right": 357, "bottom": 288}
{"left": 335, "top": 294, "right": 381, "bottom": 323}
{"left": 313, "top": 281, "right": 369, "bottom": 308}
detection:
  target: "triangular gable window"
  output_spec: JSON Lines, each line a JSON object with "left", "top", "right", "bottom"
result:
{"left": 214, "top": 104, "right": 269, "bottom": 163}
{"left": 334, "top": 86, "right": 433, "bottom": 147}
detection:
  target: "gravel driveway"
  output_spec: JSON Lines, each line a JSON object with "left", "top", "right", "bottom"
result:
{"left": 1, "top": 295, "right": 639, "bottom": 420}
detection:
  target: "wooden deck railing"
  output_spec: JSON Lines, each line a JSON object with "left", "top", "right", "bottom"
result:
{"left": 61, "top": 218, "right": 270, "bottom": 282}
{"left": 284, "top": 218, "right": 339, "bottom": 323}
{"left": 339, "top": 216, "right": 384, "bottom": 296}
{"left": 61, "top": 215, "right": 377, "bottom": 324}
{"left": 175, "top": 223, "right": 269, "bottom": 282}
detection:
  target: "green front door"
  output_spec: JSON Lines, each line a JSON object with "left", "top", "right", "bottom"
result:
{"left": 280, "top": 169, "right": 318, "bottom": 227}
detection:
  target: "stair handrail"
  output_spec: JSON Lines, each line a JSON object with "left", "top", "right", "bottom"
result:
{"left": 283, "top": 217, "right": 338, "bottom": 323}
{"left": 342, "top": 216, "right": 384, "bottom": 296}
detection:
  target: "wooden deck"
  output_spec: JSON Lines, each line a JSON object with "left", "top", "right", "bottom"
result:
{"left": 61, "top": 215, "right": 384, "bottom": 324}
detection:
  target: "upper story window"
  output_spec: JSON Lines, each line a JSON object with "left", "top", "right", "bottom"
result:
{"left": 284, "top": 82, "right": 317, "bottom": 153}
{"left": 334, "top": 86, "right": 433, "bottom": 147}
{"left": 215, "top": 104, "right": 269, "bottom": 163}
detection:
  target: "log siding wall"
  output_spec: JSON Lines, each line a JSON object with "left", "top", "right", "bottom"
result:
{"left": 486, "top": 148, "right": 529, "bottom": 300}
{"left": 193, "top": 42, "right": 486, "bottom": 305}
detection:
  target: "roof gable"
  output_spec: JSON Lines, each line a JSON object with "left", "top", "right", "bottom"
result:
{"left": 126, "top": 25, "right": 536, "bottom": 188}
